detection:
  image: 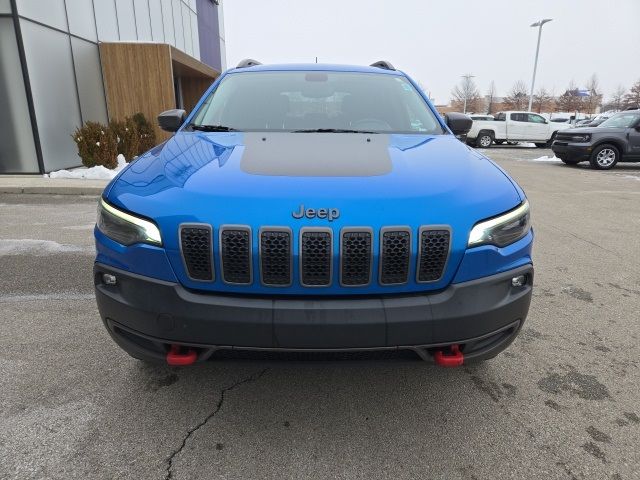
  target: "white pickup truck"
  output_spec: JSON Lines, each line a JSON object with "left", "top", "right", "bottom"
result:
{"left": 466, "top": 111, "right": 571, "bottom": 148}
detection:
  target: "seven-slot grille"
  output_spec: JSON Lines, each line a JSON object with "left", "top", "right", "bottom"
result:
{"left": 220, "top": 226, "right": 252, "bottom": 284}
{"left": 260, "top": 228, "right": 292, "bottom": 286}
{"left": 340, "top": 229, "right": 372, "bottom": 286}
{"left": 180, "top": 225, "right": 213, "bottom": 281}
{"left": 300, "top": 229, "right": 332, "bottom": 286}
{"left": 379, "top": 228, "right": 411, "bottom": 285}
{"left": 179, "top": 225, "right": 450, "bottom": 288}
{"left": 417, "top": 227, "right": 451, "bottom": 282}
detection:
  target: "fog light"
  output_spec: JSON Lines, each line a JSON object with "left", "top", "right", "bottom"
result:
{"left": 102, "top": 273, "right": 117, "bottom": 285}
{"left": 511, "top": 275, "right": 526, "bottom": 287}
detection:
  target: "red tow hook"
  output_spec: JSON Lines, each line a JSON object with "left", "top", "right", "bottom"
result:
{"left": 166, "top": 344, "right": 198, "bottom": 366}
{"left": 434, "top": 344, "right": 464, "bottom": 367}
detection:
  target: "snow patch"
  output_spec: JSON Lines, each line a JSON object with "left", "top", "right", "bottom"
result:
{"left": 0, "top": 239, "right": 87, "bottom": 256}
{"left": 529, "top": 155, "right": 561, "bottom": 163}
{"left": 44, "top": 154, "right": 127, "bottom": 180}
{"left": 619, "top": 175, "right": 640, "bottom": 182}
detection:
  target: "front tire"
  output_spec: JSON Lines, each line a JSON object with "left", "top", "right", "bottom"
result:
{"left": 560, "top": 157, "right": 580, "bottom": 165}
{"left": 476, "top": 132, "right": 493, "bottom": 148}
{"left": 589, "top": 144, "right": 619, "bottom": 170}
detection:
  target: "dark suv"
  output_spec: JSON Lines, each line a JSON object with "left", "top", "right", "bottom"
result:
{"left": 552, "top": 110, "right": 640, "bottom": 169}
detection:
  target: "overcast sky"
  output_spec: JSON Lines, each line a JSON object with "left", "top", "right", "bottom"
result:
{"left": 223, "top": 0, "right": 640, "bottom": 105}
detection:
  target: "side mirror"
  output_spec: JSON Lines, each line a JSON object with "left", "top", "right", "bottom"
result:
{"left": 158, "top": 109, "right": 186, "bottom": 132}
{"left": 445, "top": 112, "right": 473, "bottom": 136}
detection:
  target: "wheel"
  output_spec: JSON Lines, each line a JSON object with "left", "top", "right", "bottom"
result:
{"left": 495, "top": 140, "right": 504, "bottom": 145}
{"left": 560, "top": 157, "right": 580, "bottom": 165}
{"left": 475, "top": 132, "right": 493, "bottom": 148}
{"left": 534, "top": 143, "right": 547, "bottom": 148}
{"left": 589, "top": 144, "right": 619, "bottom": 170}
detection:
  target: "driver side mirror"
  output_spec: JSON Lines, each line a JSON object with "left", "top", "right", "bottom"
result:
{"left": 158, "top": 109, "right": 186, "bottom": 132}
{"left": 445, "top": 112, "right": 473, "bottom": 136}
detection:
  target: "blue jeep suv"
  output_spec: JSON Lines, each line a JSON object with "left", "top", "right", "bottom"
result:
{"left": 94, "top": 60, "right": 533, "bottom": 366}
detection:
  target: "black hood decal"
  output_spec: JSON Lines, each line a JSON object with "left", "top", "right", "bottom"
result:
{"left": 241, "top": 132, "right": 392, "bottom": 177}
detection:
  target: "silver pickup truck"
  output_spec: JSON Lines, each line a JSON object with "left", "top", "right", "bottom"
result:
{"left": 466, "top": 111, "right": 570, "bottom": 148}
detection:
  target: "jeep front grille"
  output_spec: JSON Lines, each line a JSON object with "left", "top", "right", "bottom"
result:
{"left": 340, "top": 228, "right": 372, "bottom": 286}
{"left": 220, "top": 226, "right": 252, "bottom": 285}
{"left": 300, "top": 228, "right": 332, "bottom": 287}
{"left": 180, "top": 224, "right": 213, "bottom": 281}
{"left": 417, "top": 228, "right": 450, "bottom": 282}
{"left": 260, "top": 228, "right": 292, "bottom": 286}
{"left": 179, "top": 224, "right": 451, "bottom": 288}
{"left": 379, "top": 228, "right": 411, "bottom": 285}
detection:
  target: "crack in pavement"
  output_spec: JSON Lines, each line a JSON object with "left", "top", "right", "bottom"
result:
{"left": 163, "top": 368, "right": 269, "bottom": 480}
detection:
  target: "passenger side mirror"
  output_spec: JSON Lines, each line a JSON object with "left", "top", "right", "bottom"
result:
{"left": 158, "top": 109, "right": 186, "bottom": 132}
{"left": 445, "top": 112, "right": 473, "bottom": 136}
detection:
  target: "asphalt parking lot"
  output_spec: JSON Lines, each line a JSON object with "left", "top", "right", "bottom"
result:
{"left": 1, "top": 147, "right": 639, "bottom": 480}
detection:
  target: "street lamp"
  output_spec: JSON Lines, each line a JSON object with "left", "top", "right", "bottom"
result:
{"left": 461, "top": 73, "right": 475, "bottom": 114}
{"left": 528, "top": 18, "right": 552, "bottom": 112}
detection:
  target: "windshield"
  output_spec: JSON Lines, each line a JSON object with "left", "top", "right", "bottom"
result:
{"left": 599, "top": 112, "right": 640, "bottom": 128}
{"left": 191, "top": 71, "right": 444, "bottom": 134}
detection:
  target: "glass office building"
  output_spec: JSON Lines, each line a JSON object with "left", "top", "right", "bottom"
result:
{"left": 0, "top": 0, "right": 225, "bottom": 174}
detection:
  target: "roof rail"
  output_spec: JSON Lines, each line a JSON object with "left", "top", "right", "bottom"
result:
{"left": 236, "top": 59, "right": 262, "bottom": 69}
{"left": 370, "top": 60, "right": 395, "bottom": 71}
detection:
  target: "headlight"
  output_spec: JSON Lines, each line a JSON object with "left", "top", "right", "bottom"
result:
{"left": 97, "top": 198, "right": 162, "bottom": 246}
{"left": 570, "top": 134, "right": 591, "bottom": 142}
{"left": 468, "top": 200, "right": 530, "bottom": 248}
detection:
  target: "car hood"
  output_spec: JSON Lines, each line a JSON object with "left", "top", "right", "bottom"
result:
{"left": 107, "top": 131, "right": 522, "bottom": 229}
{"left": 561, "top": 126, "right": 627, "bottom": 135}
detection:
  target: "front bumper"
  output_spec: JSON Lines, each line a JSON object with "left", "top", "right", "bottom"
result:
{"left": 551, "top": 142, "right": 592, "bottom": 161}
{"left": 95, "top": 263, "right": 533, "bottom": 363}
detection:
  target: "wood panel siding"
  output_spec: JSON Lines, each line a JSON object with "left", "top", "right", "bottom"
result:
{"left": 181, "top": 77, "right": 214, "bottom": 114}
{"left": 99, "top": 43, "right": 176, "bottom": 140}
{"left": 99, "top": 42, "right": 219, "bottom": 141}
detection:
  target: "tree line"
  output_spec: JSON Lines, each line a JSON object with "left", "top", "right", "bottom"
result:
{"left": 451, "top": 75, "right": 640, "bottom": 114}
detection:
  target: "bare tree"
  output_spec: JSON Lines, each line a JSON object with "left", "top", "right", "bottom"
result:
{"left": 504, "top": 81, "right": 529, "bottom": 110}
{"left": 623, "top": 79, "right": 640, "bottom": 109}
{"left": 485, "top": 81, "right": 497, "bottom": 114}
{"left": 532, "top": 87, "right": 553, "bottom": 113}
{"left": 451, "top": 76, "right": 481, "bottom": 113}
{"left": 583, "top": 74, "right": 602, "bottom": 114}
{"left": 556, "top": 80, "right": 583, "bottom": 112}
{"left": 608, "top": 85, "right": 627, "bottom": 111}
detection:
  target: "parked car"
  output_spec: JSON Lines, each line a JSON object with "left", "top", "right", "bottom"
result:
{"left": 94, "top": 60, "right": 533, "bottom": 367}
{"left": 551, "top": 110, "right": 640, "bottom": 169}
{"left": 468, "top": 114, "right": 494, "bottom": 121}
{"left": 574, "top": 118, "right": 594, "bottom": 127}
{"left": 466, "top": 111, "right": 570, "bottom": 148}
{"left": 580, "top": 114, "right": 611, "bottom": 128}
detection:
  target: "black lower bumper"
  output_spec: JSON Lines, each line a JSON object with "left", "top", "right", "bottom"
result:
{"left": 551, "top": 142, "right": 591, "bottom": 161}
{"left": 94, "top": 263, "right": 533, "bottom": 363}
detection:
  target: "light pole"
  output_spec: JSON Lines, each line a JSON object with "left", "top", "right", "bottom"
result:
{"left": 461, "top": 73, "right": 475, "bottom": 113}
{"left": 528, "top": 18, "right": 552, "bottom": 112}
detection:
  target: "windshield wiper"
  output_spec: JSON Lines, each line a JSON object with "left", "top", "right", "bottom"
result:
{"left": 188, "top": 124, "right": 236, "bottom": 132}
{"left": 292, "top": 128, "right": 378, "bottom": 134}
